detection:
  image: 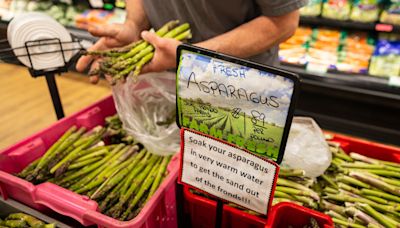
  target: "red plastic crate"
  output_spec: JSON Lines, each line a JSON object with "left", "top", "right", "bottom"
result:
{"left": 0, "top": 95, "right": 178, "bottom": 228}
{"left": 265, "top": 202, "right": 332, "bottom": 228}
{"left": 183, "top": 133, "right": 400, "bottom": 228}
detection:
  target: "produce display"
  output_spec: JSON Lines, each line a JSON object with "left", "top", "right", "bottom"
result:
{"left": 369, "top": 35, "right": 400, "bottom": 77}
{"left": 322, "top": 0, "right": 352, "bottom": 20}
{"left": 380, "top": 1, "right": 400, "bottom": 25}
{"left": 279, "top": 27, "right": 313, "bottom": 65}
{"left": 16, "top": 115, "right": 172, "bottom": 221}
{"left": 300, "top": 0, "right": 323, "bottom": 16}
{"left": 307, "top": 28, "right": 341, "bottom": 71}
{"left": 85, "top": 20, "right": 191, "bottom": 84}
{"left": 337, "top": 32, "right": 375, "bottom": 74}
{"left": 190, "top": 137, "right": 400, "bottom": 227}
{"left": 0, "top": 0, "right": 87, "bottom": 26}
{"left": 280, "top": 27, "right": 377, "bottom": 74}
{"left": 75, "top": 9, "right": 126, "bottom": 29}
{"left": 0, "top": 213, "right": 54, "bottom": 228}
{"left": 318, "top": 141, "right": 400, "bottom": 227}
{"left": 300, "top": 0, "right": 400, "bottom": 25}
{"left": 350, "top": 0, "right": 380, "bottom": 22}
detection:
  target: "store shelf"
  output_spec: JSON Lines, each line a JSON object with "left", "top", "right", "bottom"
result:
{"left": 300, "top": 16, "right": 400, "bottom": 33}
{"left": 280, "top": 64, "right": 400, "bottom": 104}
{"left": 281, "top": 64, "right": 400, "bottom": 146}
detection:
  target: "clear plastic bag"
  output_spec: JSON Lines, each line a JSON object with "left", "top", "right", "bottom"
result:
{"left": 282, "top": 117, "right": 331, "bottom": 178}
{"left": 112, "top": 72, "right": 180, "bottom": 156}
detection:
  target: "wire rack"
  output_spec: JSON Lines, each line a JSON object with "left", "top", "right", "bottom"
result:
{"left": 0, "top": 36, "right": 86, "bottom": 119}
{"left": 0, "top": 36, "right": 84, "bottom": 77}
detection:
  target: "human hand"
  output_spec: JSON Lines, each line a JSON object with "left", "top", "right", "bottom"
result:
{"left": 139, "top": 30, "right": 182, "bottom": 74}
{"left": 76, "top": 22, "right": 140, "bottom": 84}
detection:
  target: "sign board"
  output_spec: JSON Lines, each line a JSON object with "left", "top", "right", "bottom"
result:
{"left": 180, "top": 128, "right": 279, "bottom": 215}
{"left": 176, "top": 44, "right": 299, "bottom": 216}
{"left": 176, "top": 44, "right": 299, "bottom": 163}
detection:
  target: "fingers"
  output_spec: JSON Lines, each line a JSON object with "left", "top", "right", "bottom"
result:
{"left": 89, "top": 76, "right": 100, "bottom": 84}
{"left": 76, "top": 38, "right": 107, "bottom": 72}
{"left": 141, "top": 31, "right": 161, "bottom": 47}
{"left": 88, "top": 60, "right": 100, "bottom": 84}
{"left": 88, "top": 24, "right": 120, "bottom": 38}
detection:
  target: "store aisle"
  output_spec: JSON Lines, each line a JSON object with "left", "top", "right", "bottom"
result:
{"left": 0, "top": 63, "right": 111, "bottom": 149}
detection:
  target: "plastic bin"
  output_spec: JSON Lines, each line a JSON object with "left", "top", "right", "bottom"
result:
{"left": 183, "top": 186, "right": 332, "bottom": 228}
{"left": 0, "top": 95, "right": 178, "bottom": 228}
{"left": 183, "top": 133, "right": 400, "bottom": 228}
{"left": 0, "top": 198, "right": 72, "bottom": 228}
{"left": 265, "top": 202, "right": 333, "bottom": 228}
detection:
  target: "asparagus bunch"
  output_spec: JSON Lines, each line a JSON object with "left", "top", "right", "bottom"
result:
{"left": 0, "top": 213, "right": 55, "bottom": 228}
{"left": 317, "top": 142, "right": 400, "bottom": 228}
{"left": 273, "top": 168, "right": 320, "bottom": 210}
{"left": 104, "top": 114, "right": 135, "bottom": 144}
{"left": 20, "top": 126, "right": 106, "bottom": 183}
{"left": 85, "top": 20, "right": 192, "bottom": 84}
{"left": 17, "top": 116, "right": 172, "bottom": 221}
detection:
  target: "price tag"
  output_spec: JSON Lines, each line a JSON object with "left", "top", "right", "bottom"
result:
{"left": 375, "top": 24, "right": 393, "bottom": 32}
{"left": 389, "top": 76, "right": 400, "bottom": 87}
{"left": 179, "top": 128, "right": 279, "bottom": 215}
{"left": 306, "top": 62, "right": 329, "bottom": 74}
{"left": 176, "top": 45, "right": 299, "bottom": 163}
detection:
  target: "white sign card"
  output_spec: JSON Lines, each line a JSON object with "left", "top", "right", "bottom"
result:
{"left": 179, "top": 129, "right": 279, "bottom": 215}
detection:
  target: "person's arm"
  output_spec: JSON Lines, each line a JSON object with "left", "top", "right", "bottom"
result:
{"left": 140, "top": 10, "right": 299, "bottom": 73}
{"left": 76, "top": 0, "right": 150, "bottom": 82}
{"left": 197, "top": 11, "right": 299, "bottom": 58}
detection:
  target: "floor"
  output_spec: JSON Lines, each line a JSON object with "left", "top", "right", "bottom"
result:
{"left": 0, "top": 63, "right": 111, "bottom": 149}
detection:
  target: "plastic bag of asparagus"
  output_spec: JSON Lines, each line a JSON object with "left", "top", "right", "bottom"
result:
{"left": 17, "top": 115, "right": 172, "bottom": 221}
{"left": 84, "top": 20, "right": 191, "bottom": 156}
{"left": 190, "top": 137, "right": 400, "bottom": 228}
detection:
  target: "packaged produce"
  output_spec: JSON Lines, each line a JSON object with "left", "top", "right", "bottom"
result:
{"left": 16, "top": 115, "right": 172, "bottom": 221}
{"left": 75, "top": 9, "right": 113, "bottom": 29}
{"left": 85, "top": 20, "right": 192, "bottom": 83}
{"left": 279, "top": 27, "right": 312, "bottom": 65}
{"left": 300, "top": 0, "right": 323, "bottom": 16}
{"left": 369, "top": 39, "right": 400, "bottom": 77}
{"left": 322, "top": 0, "right": 352, "bottom": 20}
{"left": 350, "top": 0, "right": 381, "bottom": 22}
{"left": 0, "top": 213, "right": 55, "bottom": 228}
{"left": 380, "top": 1, "right": 400, "bottom": 25}
{"left": 307, "top": 28, "right": 342, "bottom": 71}
{"left": 337, "top": 32, "right": 375, "bottom": 73}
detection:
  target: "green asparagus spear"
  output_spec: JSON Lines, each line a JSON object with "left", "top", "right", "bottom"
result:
{"left": 50, "top": 127, "right": 105, "bottom": 175}
{"left": 7, "top": 213, "right": 45, "bottom": 227}
{"left": 60, "top": 144, "right": 124, "bottom": 186}
{"left": 109, "top": 155, "right": 160, "bottom": 218}
{"left": 357, "top": 203, "right": 398, "bottom": 228}
{"left": 121, "top": 159, "right": 161, "bottom": 220}
{"left": 91, "top": 149, "right": 147, "bottom": 200}
{"left": 146, "top": 155, "right": 170, "bottom": 200}
{"left": 361, "top": 188, "right": 400, "bottom": 203}
{"left": 349, "top": 171, "right": 400, "bottom": 196}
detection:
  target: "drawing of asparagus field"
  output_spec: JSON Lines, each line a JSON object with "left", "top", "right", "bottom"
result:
{"left": 179, "top": 97, "right": 283, "bottom": 159}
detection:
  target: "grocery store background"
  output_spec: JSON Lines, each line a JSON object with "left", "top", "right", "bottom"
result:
{"left": 0, "top": 0, "right": 399, "bottom": 149}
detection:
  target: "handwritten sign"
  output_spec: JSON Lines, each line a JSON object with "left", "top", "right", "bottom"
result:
{"left": 179, "top": 128, "right": 279, "bottom": 215}
{"left": 176, "top": 47, "right": 298, "bottom": 163}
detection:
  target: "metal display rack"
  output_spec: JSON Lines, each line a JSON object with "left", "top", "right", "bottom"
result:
{"left": 0, "top": 28, "right": 85, "bottom": 120}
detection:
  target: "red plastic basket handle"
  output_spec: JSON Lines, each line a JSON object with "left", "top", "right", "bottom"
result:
{"left": 34, "top": 182, "right": 98, "bottom": 226}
